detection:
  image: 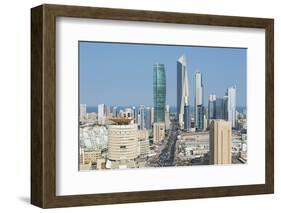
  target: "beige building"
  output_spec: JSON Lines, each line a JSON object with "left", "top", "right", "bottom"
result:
{"left": 209, "top": 120, "right": 232, "bottom": 164}
{"left": 165, "top": 111, "right": 170, "bottom": 130}
{"left": 80, "top": 148, "right": 102, "bottom": 165}
{"left": 153, "top": 122, "right": 165, "bottom": 144}
{"left": 108, "top": 118, "right": 138, "bottom": 161}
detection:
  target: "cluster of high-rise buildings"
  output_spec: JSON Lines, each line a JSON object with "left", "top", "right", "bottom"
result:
{"left": 153, "top": 54, "right": 238, "bottom": 131}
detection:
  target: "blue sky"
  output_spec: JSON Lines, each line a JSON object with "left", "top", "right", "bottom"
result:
{"left": 79, "top": 42, "right": 247, "bottom": 107}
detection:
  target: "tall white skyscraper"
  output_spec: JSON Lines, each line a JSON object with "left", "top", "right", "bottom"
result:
{"left": 195, "top": 71, "right": 203, "bottom": 128}
{"left": 227, "top": 86, "right": 236, "bottom": 127}
{"left": 177, "top": 55, "right": 189, "bottom": 129}
{"left": 98, "top": 104, "right": 105, "bottom": 125}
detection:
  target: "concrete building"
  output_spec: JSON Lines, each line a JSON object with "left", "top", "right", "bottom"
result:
{"left": 80, "top": 148, "right": 102, "bottom": 165}
{"left": 108, "top": 118, "right": 138, "bottom": 161}
{"left": 153, "top": 64, "right": 166, "bottom": 123}
{"left": 80, "top": 104, "right": 87, "bottom": 121}
{"left": 177, "top": 55, "right": 189, "bottom": 129}
{"left": 137, "top": 129, "right": 150, "bottom": 157}
{"left": 209, "top": 120, "right": 232, "bottom": 164}
{"left": 153, "top": 122, "right": 165, "bottom": 144}
{"left": 195, "top": 71, "right": 203, "bottom": 128}
{"left": 165, "top": 104, "right": 170, "bottom": 130}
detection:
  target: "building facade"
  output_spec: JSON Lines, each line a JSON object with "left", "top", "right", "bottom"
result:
{"left": 98, "top": 104, "right": 105, "bottom": 125}
{"left": 153, "top": 122, "right": 165, "bottom": 144}
{"left": 195, "top": 71, "right": 203, "bottom": 128}
{"left": 208, "top": 94, "right": 216, "bottom": 119}
{"left": 183, "top": 104, "right": 190, "bottom": 130}
{"left": 107, "top": 119, "right": 138, "bottom": 161}
{"left": 177, "top": 55, "right": 189, "bottom": 128}
{"left": 209, "top": 120, "right": 232, "bottom": 164}
{"left": 138, "top": 105, "right": 145, "bottom": 129}
{"left": 80, "top": 104, "right": 87, "bottom": 121}
{"left": 227, "top": 86, "right": 236, "bottom": 128}
{"left": 145, "top": 107, "right": 152, "bottom": 129}
{"left": 197, "top": 105, "right": 204, "bottom": 130}
{"left": 153, "top": 64, "right": 166, "bottom": 123}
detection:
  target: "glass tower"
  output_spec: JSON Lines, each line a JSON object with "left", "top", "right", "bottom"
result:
{"left": 153, "top": 64, "right": 166, "bottom": 123}
{"left": 195, "top": 71, "right": 203, "bottom": 128}
{"left": 177, "top": 55, "right": 189, "bottom": 129}
{"left": 208, "top": 94, "right": 216, "bottom": 119}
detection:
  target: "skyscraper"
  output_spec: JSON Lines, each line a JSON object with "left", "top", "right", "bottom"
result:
{"left": 138, "top": 105, "right": 145, "bottom": 129}
{"left": 195, "top": 71, "right": 203, "bottom": 128}
{"left": 165, "top": 105, "right": 170, "bottom": 130}
{"left": 177, "top": 55, "right": 189, "bottom": 128}
{"left": 227, "top": 86, "right": 236, "bottom": 128}
{"left": 153, "top": 64, "right": 166, "bottom": 123}
{"left": 197, "top": 105, "right": 204, "bottom": 130}
{"left": 209, "top": 120, "right": 232, "bottom": 164}
{"left": 145, "top": 107, "right": 152, "bottom": 129}
{"left": 208, "top": 94, "right": 216, "bottom": 119}
{"left": 98, "top": 104, "right": 105, "bottom": 125}
{"left": 184, "top": 103, "right": 190, "bottom": 130}
{"left": 215, "top": 98, "right": 227, "bottom": 119}
{"left": 132, "top": 106, "right": 137, "bottom": 123}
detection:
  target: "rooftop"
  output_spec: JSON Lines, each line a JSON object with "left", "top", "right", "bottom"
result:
{"left": 109, "top": 118, "right": 133, "bottom": 125}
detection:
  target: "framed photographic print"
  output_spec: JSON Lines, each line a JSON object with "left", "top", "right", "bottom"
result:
{"left": 31, "top": 4, "right": 274, "bottom": 208}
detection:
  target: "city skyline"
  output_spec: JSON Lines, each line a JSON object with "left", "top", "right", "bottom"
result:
{"left": 79, "top": 42, "right": 247, "bottom": 107}
{"left": 79, "top": 41, "right": 248, "bottom": 171}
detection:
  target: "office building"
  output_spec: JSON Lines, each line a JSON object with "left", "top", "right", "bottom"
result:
{"left": 197, "top": 105, "right": 204, "bottom": 130}
{"left": 98, "top": 104, "right": 105, "bottom": 125}
{"left": 108, "top": 118, "right": 138, "bottom": 161}
{"left": 145, "top": 107, "right": 152, "bottom": 129}
{"left": 80, "top": 104, "right": 87, "bottom": 121}
{"left": 138, "top": 105, "right": 145, "bottom": 129}
{"left": 153, "top": 122, "right": 165, "bottom": 144}
{"left": 165, "top": 105, "right": 170, "bottom": 130}
{"left": 177, "top": 55, "right": 189, "bottom": 128}
{"left": 132, "top": 106, "right": 137, "bottom": 123}
{"left": 208, "top": 94, "right": 216, "bottom": 119}
{"left": 195, "top": 71, "right": 203, "bottom": 128}
{"left": 209, "top": 120, "right": 232, "bottom": 164}
{"left": 112, "top": 106, "right": 117, "bottom": 118}
{"left": 183, "top": 103, "right": 191, "bottom": 130}
{"left": 153, "top": 64, "right": 166, "bottom": 123}
{"left": 151, "top": 107, "right": 154, "bottom": 126}
{"left": 227, "top": 86, "right": 236, "bottom": 128}
{"left": 215, "top": 98, "right": 224, "bottom": 119}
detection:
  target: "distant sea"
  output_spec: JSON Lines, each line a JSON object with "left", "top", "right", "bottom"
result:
{"left": 86, "top": 106, "right": 246, "bottom": 114}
